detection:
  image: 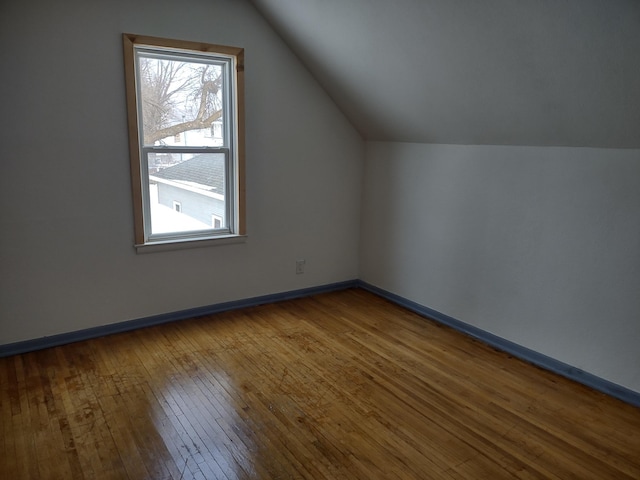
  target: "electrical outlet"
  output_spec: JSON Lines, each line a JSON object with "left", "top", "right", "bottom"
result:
{"left": 296, "top": 259, "right": 306, "bottom": 274}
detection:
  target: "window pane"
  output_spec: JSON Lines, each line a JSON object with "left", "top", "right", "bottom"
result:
{"left": 148, "top": 153, "right": 227, "bottom": 234}
{"left": 137, "top": 54, "right": 224, "bottom": 147}
{"left": 125, "top": 34, "right": 244, "bottom": 247}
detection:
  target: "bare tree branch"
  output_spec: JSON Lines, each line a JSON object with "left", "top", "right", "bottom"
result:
{"left": 146, "top": 110, "right": 222, "bottom": 144}
{"left": 139, "top": 57, "right": 224, "bottom": 145}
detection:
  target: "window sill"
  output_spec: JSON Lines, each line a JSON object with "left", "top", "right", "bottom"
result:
{"left": 135, "top": 234, "right": 247, "bottom": 254}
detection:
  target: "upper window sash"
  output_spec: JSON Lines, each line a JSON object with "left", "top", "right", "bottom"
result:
{"left": 133, "top": 46, "right": 236, "bottom": 151}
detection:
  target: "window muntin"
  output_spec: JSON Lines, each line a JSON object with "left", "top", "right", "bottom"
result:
{"left": 123, "top": 34, "right": 245, "bottom": 248}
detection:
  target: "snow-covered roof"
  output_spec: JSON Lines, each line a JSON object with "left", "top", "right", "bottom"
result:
{"left": 153, "top": 154, "right": 225, "bottom": 195}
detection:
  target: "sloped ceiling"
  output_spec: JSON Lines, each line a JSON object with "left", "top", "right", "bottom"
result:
{"left": 251, "top": 0, "right": 640, "bottom": 148}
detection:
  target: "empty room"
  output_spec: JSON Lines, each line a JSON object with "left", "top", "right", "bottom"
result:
{"left": 1, "top": 0, "right": 639, "bottom": 478}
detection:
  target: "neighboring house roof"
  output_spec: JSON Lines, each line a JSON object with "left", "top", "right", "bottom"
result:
{"left": 153, "top": 154, "right": 225, "bottom": 195}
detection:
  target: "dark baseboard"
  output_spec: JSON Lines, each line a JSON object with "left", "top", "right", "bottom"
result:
{"left": 0, "top": 280, "right": 358, "bottom": 358}
{"left": 2, "top": 278, "right": 638, "bottom": 408}
{"left": 356, "top": 280, "right": 640, "bottom": 409}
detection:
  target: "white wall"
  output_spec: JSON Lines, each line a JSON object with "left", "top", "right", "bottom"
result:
{"left": 361, "top": 142, "right": 640, "bottom": 393}
{"left": 0, "top": 0, "right": 363, "bottom": 345}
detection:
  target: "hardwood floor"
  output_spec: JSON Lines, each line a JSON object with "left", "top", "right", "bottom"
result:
{"left": 1, "top": 288, "right": 639, "bottom": 479}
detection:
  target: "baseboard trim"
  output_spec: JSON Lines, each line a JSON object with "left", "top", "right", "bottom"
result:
{"left": 357, "top": 280, "right": 640, "bottom": 409}
{"left": 4, "top": 278, "right": 638, "bottom": 408}
{"left": 0, "top": 280, "right": 358, "bottom": 358}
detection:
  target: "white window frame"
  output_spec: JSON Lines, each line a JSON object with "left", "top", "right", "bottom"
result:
{"left": 123, "top": 34, "right": 245, "bottom": 252}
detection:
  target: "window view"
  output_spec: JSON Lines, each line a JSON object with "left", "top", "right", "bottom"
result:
{"left": 152, "top": 153, "right": 226, "bottom": 234}
{"left": 123, "top": 34, "right": 245, "bottom": 248}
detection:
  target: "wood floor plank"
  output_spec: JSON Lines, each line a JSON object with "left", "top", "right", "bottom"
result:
{"left": 12, "top": 354, "right": 43, "bottom": 479}
{"left": 95, "top": 332, "right": 181, "bottom": 480}
{"left": 173, "top": 314, "right": 341, "bottom": 479}
{"left": 0, "top": 357, "right": 19, "bottom": 478}
{"left": 88, "top": 341, "right": 155, "bottom": 480}
{"left": 22, "top": 351, "right": 68, "bottom": 480}
{"left": 243, "top": 308, "right": 448, "bottom": 479}
{"left": 308, "top": 292, "right": 631, "bottom": 478}
{"left": 270, "top": 301, "right": 536, "bottom": 477}
{"left": 31, "top": 350, "right": 71, "bottom": 471}
{"left": 181, "top": 355, "right": 318, "bottom": 478}
{"left": 1, "top": 288, "right": 639, "bottom": 479}
{"left": 135, "top": 329, "right": 248, "bottom": 479}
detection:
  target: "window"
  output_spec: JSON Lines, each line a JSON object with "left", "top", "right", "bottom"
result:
{"left": 123, "top": 34, "right": 245, "bottom": 250}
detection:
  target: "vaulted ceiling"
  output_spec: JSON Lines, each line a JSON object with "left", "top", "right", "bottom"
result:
{"left": 251, "top": 0, "right": 640, "bottom": 148}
